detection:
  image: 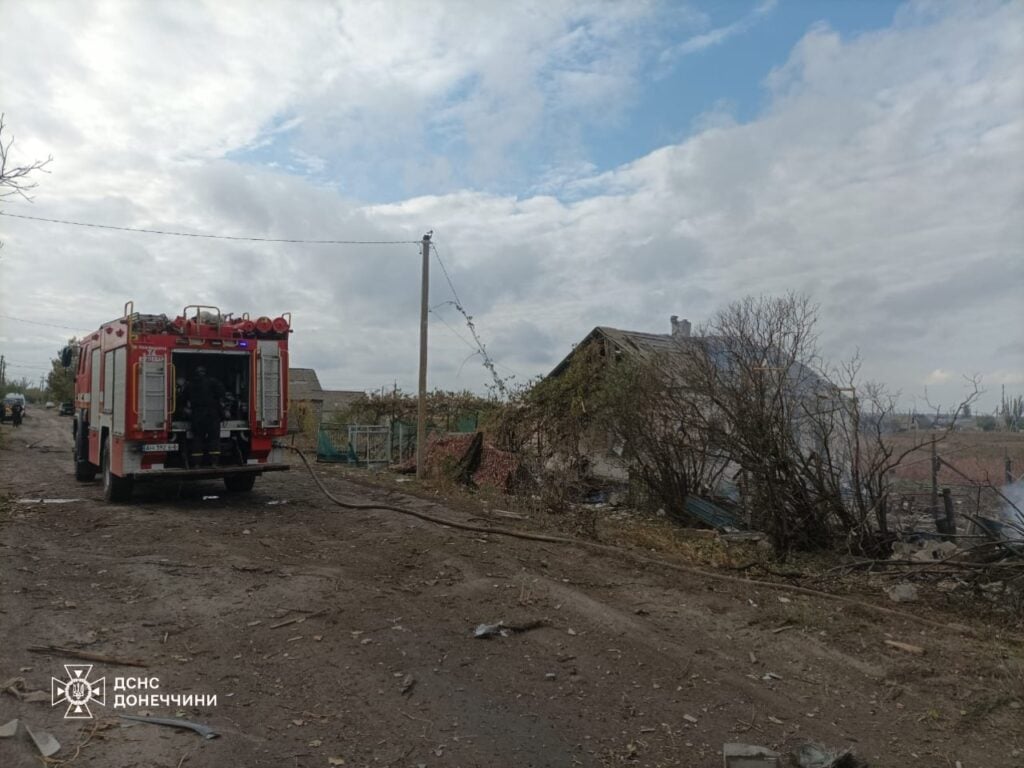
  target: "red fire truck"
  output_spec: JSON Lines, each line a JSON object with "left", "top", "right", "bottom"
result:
{"left": 68, "top": 302, "right": 291, "bottom": 501}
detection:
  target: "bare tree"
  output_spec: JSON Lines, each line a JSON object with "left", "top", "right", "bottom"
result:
{"left": 594, "top": 355, "right": 729, "bottom": 519}
{"left": 0, "top": 113, "right": 52, "bottom": 202}
{"left": 802, "top": 357, "right": 981, "bottom": 553}
{"left": 668, "top": 295, "right": 840, "bottom": 552}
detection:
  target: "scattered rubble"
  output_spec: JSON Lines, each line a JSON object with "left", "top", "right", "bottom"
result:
{"left": 794, "top": 742, "right": 868, "bottom": 767}
{"left": 723, "top": 742, "right": 781, "bottom": 767}
{"left": 472, "top": 619, "right": 547, "bottom": 639}
{"left": 883, "top": 639, "right": 925, "bottom": 655}
{"left": 396, "top": 432, "right": 523, "bottom": 491}
{"left": 891, "top": 539, "right": 959, "bottom": 562}
{"left": 885, "top": 583, "right": 919, "bottom": 603}
{"left": 0, "top": 718, "right": 61, "bottom": 757}
{"left": 119, "top": 714, "right": 219, "bottom": 739}
{"left": 2, "top": 676, "right": 48, "bottom": 702}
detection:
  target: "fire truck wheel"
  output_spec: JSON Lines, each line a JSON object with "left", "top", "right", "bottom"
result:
{"left": 73, "top": 421, "right": 97, "bottom": 482}
{"left": 224, "top": 473, "right": 256, "bottom": 493}
{"left": 75, "top": 455, "right": 98, "bottom": 482}
{"left": 101, "top": 441, "right": 133, "bottom": 502}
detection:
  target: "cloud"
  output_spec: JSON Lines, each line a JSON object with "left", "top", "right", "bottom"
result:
{"left": 663, "top": 0, "right": 777, "bottom": 58}
{"left": 0, "top": 1, "right": 1021, "bottom": 411}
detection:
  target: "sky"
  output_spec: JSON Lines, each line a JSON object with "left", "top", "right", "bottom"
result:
{"left": 0, "top": 0, "right": 1021, "bottom": 412}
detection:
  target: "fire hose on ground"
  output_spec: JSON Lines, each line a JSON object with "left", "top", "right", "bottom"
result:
{"left": 286, "top": 445, "right": 992, "bottom": 638}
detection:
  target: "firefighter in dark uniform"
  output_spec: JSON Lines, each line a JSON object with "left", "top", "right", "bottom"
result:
{"left": 187, "top": 366, "right": 225, "bottom": 466}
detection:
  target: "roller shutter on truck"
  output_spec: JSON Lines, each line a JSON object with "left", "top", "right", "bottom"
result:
{"left": 90, "top": 348, "right": 101, "bottom": 424}
{"left": 138, "top": 353, "right": 167, "bottom": 431}
{"left": 112, "top": 348, "right": 127, "bottom": 435}
{"left": 256, "top": 341, "right": 282, "bottom": 428}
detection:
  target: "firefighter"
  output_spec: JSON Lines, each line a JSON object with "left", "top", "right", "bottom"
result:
{"left": 186, "top": 366, "right": 225, "bottom": 466}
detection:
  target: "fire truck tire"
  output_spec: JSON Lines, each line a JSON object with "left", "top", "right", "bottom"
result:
{"left": 73, "top": 419, "right": 98, "bottom": 482}
{"left": 224, "top": 473, "right": 256, "bottom": 493}
{"left": 75, "top": 456, "right": 98, "bottom": 482}
{"left": 102, "top": 441, "right": 133, "bottom": 502}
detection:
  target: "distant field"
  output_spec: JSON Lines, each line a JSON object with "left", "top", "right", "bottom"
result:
{"left": 888, "top": 430, "right": 1024, "bottom": 485}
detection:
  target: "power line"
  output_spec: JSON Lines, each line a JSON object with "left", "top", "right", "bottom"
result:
{"left": 0, "top": 313, "right": 89, "bottom": 331}
{"left": 430, "top": 242, "right": 518, "bottom": 392}
{"left": 5, "top": 358, "right": 51, "bottom": 368}
{"left": 0, "top": 211, "right": 422, "bottom": 245}
{"left": 431, "top": 241, "right": 465, "bottom": 307}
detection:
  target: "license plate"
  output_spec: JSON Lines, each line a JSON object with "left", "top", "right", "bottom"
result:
{"left": 143, "top": 443, "right": 178, "bottom": 453}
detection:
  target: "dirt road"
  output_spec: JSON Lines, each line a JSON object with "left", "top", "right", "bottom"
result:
{"left": 1, "top": 409, "right": 1021, "bottom": 767}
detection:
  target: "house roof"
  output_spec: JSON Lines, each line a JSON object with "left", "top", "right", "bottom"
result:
{"left": 288, "top": 368, "right": 323, "bottom": 400}
{"left": 549, "top": 326, "right": 687, "bottom": 377}
{"left": 549, "top": 325, "right": 832, "bottom": 398}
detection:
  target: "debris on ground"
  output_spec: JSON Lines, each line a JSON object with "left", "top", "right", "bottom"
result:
{"left": 891, "top": 539, "right": 959, "bottom": 562}
{"left": 0, "top": 718, "right": 62, "bottom": 757}
{"left": 400, "top": 674, "right": 415, "bottom": 695}
{"left": 722, "top": 742, "right": 781, "bottom": 767}
{"left": 685, "top": 495, "right": 746, "bottom": 532}
{"left": 794, "top": 742, "right": 869, "bottom": 767}
{"left": 472, "top": 619, "right": 547, "bottom": 639}
{"left": 119, "top": 714, "right": 219, "bottom": 739}
{"left": 16, "top": 498, "right": 82, "bottom": 504}
{"left": 2, "top": 676, "right": 49, "bottom": 702}
{"left": 883, "top": 639, "right": 925, "bottom": 655}
{"left": 269, "top": 609, "right": 327, "bottom": 630}
{"left": 885, "top": 583, "right": 919, "bottom": 603}
{"left": 27, "top": 644, "right": 148, "bottom": 668}
{"left": 395, "top": 432, "right": 523, "bottom": 492}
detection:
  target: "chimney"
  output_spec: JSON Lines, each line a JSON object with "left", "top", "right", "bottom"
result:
{"left": 670, "top": 316, "right": 691, "bottom": 338}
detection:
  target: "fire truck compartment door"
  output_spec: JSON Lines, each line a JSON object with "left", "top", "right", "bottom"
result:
{"left": 111, "top": 347, "right": 127, "bottom": 435}
{"left": 139, "top": 353, "right": 167, "bottom": 431}
{"left": 256, "top": 341, "right": 282, "bottom": 428}
{"left": 90, "top": 348, "right": 101, "bottom": 425}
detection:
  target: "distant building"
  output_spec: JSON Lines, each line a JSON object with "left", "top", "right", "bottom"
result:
{"left": 288, "top": 368, "right": 362, "bottom": 430}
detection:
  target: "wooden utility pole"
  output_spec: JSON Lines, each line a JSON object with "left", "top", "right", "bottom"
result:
{"left": 416, "top": 232, "right": 432, "bottom": 480}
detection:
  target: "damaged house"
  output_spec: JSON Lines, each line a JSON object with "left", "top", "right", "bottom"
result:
{"left": 537, "top": 314, "right": 848, "bottom": 535}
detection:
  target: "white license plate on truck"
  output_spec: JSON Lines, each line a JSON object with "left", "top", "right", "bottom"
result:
{"left": 142, "top": 443, "right": 178, "bottom": 453}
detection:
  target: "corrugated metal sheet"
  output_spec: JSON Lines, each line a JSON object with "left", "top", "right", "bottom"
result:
{"left": 684, "top": 495, "right": 744, "bottom": 532}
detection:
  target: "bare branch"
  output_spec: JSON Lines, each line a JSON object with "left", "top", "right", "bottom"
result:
{"left": 0, "top": 113, "right": 52, "bottom": 202}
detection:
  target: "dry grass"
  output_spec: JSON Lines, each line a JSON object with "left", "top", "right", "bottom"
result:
{"left": 598, "top": 514, "right": 739, "bottom": 568}
{"left": 889, "top": 430, "right": 1024, "bottom": 484}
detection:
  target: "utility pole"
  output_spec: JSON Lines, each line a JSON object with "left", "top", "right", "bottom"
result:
{"left": 0, "top": 354, "right": 5, "bottom": 387}
{"left": 416, "top": 231, "right": 432, "bottom": 480}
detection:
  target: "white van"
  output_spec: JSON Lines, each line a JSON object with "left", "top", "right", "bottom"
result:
{"left": 2, "top": 392, "right": 27, "bottom": 418}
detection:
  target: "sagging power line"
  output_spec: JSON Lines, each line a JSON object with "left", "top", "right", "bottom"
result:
{"left": 0, "top": 211, "right": 422, "bottom": 245}
{"left": 0, "top": 313, "right": 89, "bottom": 331}
{"left": 431, "top": 242, "right": 514, "bottom": 396}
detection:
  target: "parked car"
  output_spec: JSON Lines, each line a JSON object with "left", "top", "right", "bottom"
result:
{"left": 45, "top": 401, "right": 56, "bottom": 409}
{"left": 58, "top": 401, "right": 74, "bottom": 416}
